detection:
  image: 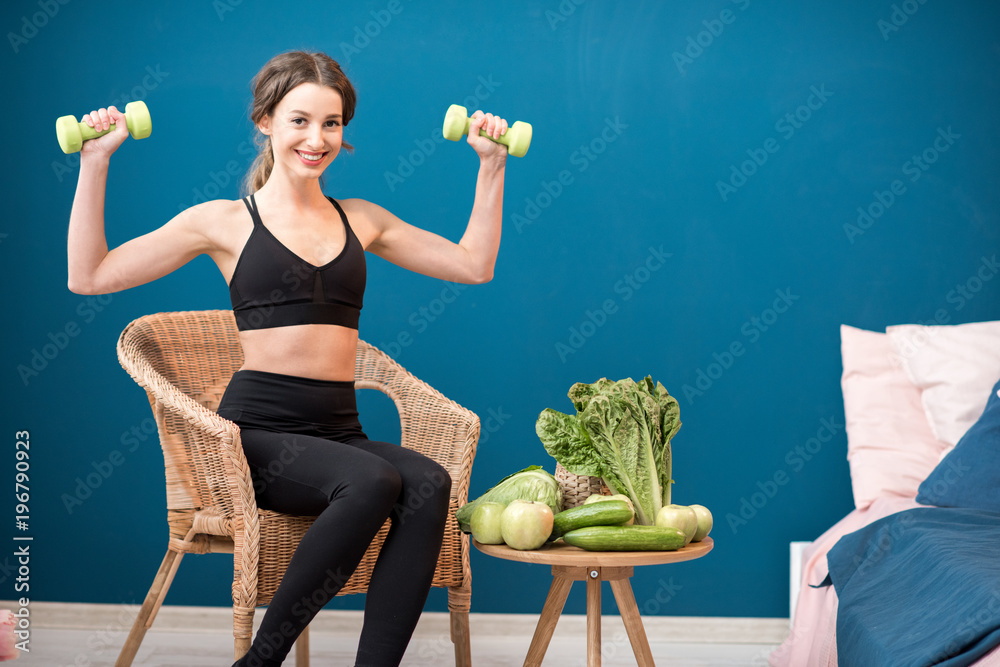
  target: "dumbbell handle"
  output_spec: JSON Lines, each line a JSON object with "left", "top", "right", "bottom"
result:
{"left": 442, "top": 104, "right": 532, "bottom": 157}
{"left": 76, "top": 120, "right": 121, "bottom": 143}
{"left": 55, "top": 101, "right": 151, "bottom": 154}
{"left": 460, "top": 119, "right": 513, "bottom": 143}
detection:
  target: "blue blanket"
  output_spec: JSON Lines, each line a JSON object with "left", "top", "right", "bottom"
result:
{"left": 826, "top": 507, "right": 1000, "bottom": 667}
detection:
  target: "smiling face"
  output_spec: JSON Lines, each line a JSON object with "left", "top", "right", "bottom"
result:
{"left": 259, "top": 82, "right": 345, "bottom": 182}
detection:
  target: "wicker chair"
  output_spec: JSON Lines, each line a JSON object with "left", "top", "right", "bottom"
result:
{"left": 114, "top": 310, "right": 479, "bottom": 666}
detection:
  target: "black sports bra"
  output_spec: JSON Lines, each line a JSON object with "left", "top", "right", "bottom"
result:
{"left": 229, "top": 194, "right": 366, "bottom": 331}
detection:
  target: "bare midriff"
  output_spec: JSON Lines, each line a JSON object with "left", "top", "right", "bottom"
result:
{"left": 237, "top": 324, "right": 359, "bottom": 381}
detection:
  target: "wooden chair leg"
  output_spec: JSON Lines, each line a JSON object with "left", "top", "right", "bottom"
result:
{"left": 115, "top": 549, "right": 184, "bottom": 667}
{"left": 232, "top": 612, "right": 308, "bottom": 664}
{"left": 450, "top": 609, "right": 472, "bottom": 667}
{"left": 294, "top": 625, "right": 310, "bottom": 667}
{"left": 233, "top": 605, "right": 254, "bottom": 661}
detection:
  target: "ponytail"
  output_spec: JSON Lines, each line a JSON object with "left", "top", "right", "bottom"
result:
{"left": 243, "top": 136, "right": 275, "bottom": 196}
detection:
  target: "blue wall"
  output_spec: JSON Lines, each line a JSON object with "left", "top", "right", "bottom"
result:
{"left": 3, "top": 1, "right": 998, "bottom": 621}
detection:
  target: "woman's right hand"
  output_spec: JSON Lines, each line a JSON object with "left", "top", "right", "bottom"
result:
{"left": 80, "top": 105, "right": 130, "bottom": 158}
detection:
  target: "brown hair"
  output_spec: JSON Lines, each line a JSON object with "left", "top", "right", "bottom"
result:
{"left": 242, "top": 51, "right": 357, "bottom": 195}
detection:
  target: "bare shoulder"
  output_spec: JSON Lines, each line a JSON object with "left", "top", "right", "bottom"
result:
{"left": 334, "top": 197, "right": 384, "bottom": 221}
{"left": 180, "top": 197, "right": 248, "bottom": 227}
{"left": 158, "top": 198, "right": 254, "bottom": 281}
{"left": 175, "top": 198, "right": 252, "bottom": 245}
{"left": 333, "top": 197, "right": 391, "bottom": 247}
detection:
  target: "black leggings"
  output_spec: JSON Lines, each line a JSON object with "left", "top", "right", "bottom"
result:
{"left": 217, "top": 370, "right": 452, "bottom": 667}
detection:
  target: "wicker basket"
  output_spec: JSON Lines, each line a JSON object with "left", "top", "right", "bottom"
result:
{"left": 554, "top": 462, "right": 609, "bottom": 509}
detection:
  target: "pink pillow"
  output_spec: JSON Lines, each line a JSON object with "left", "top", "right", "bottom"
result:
{"left": 887, "top": 321, "right": 1000, "bottom": 446}
{"left": 840, "top": 325, "right": 948, "bottom": 509}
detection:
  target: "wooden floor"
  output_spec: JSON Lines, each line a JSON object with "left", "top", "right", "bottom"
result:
{"left": 13, "top": 603, "right": 786, "bottom": 666}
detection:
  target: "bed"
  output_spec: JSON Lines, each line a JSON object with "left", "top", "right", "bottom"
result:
{"left": 769, "top": 320, "right": 1000, "bottom": 667}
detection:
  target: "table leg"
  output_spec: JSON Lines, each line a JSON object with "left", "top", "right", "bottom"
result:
{"left": 609, "top": 578, "right": 655, "bottom": 667}
{"left": 587, "top": 572, "right": 601, "bottom": 667}
{"left": 523, "top": 573, "right": 574, "bottom": 667}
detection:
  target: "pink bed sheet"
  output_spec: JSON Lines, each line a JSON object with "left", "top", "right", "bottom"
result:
{"left": 769, "top": 496, "right": 1000, "bottom": 667}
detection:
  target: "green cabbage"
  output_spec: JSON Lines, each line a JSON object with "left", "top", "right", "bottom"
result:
{"left": 455, "top": 465, "right": 562, "bottom": 533}
{"left": 535, "top": 377, "right": 681, "bottom": 526}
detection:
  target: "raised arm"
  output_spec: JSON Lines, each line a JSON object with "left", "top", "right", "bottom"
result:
{"left": 67, "top": 106, "right": 216, "bottom": 295}
{"left": 363, "top": 111, "right": 508, "bottom": 284}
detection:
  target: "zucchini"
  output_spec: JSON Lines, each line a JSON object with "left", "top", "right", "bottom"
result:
{"left": 551, "top": 500, "right": 634, "bottom": 538}
{"left": 562, "top": 525, "right": 686, "bottom": 552}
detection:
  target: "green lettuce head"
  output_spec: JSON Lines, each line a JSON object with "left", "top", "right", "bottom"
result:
{"left": 455, "top": 466, "right": 562, "bottom": 533}
{"left": 536, "top": 377, "right": 680, "bottom": 526}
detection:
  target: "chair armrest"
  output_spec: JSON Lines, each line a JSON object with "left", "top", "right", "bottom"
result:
{"left": 116, "top": 327, "right": 258, "bottom": 532}
{"left": 355, "top": 340, "right": 481, "bottom": 509}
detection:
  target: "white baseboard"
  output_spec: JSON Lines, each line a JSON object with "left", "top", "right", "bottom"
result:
{"left": 15, "top": 601, "right": 790, "bottom": 645}
{"left": 789, "top": 540, "right": 812, "bottom": 623}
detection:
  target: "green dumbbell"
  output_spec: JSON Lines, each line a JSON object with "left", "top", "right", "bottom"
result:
{"left": 55, "top": 100, "right": 152, "bottom": 154}
{"left": 442, "top": 104, "right": 532, "bottom": 158}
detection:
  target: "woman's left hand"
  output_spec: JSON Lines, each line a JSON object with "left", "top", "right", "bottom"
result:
{"left": 466, "top": 110, "right": 509, "bottom": 164}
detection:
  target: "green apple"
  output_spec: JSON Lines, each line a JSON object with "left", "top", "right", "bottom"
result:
{"left": 689, "top": 504, "right": 713, "bottom": 542}
{"left": 655, "top": 504, "right": 698, "bottom": 545}
{"left": 500, "top": 499, "right": 554, "bottom": 550}
{"left": 470, "top": 502, "right": 506, "bottom": 545}
{"left": 583, "top": 493, "right": 635, "bottom": 525}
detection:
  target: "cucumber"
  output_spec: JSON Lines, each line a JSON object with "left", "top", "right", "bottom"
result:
{"left": 551, "top": 500, "right": 634, "bottom": 539}
{"left": 562, "top": 525, "right": 686, "bottom": 552}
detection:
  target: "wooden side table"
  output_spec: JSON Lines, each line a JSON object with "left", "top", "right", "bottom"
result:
{"left": 473, "top": 537, "right": 713, "bottom": 667}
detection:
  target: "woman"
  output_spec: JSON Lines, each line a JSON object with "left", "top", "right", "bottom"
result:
{"left": 67, "top": 51, "right": 508, "bottom": 666}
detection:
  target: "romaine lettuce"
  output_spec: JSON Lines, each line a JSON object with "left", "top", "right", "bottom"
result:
{"left": 536, "top": 377, "right": 681, "bottom": 526}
